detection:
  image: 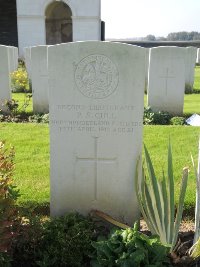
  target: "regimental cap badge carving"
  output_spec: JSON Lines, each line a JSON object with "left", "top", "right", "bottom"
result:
{"left": 75, "top": 54, "right": 119, "bottom": 99}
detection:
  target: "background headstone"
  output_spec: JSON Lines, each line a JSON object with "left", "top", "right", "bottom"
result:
{"left": 185, "top": 46, "right": 197, "bottom": 93}
{"left": 147, "top": 46, "right": 185, "bottom": 115}
{"left": 144, "top": 48, "right": 150, "bottom": 93}
{"left": 0, "top": 45, "right": 11, "bottom": 111}
{"left": 31, "top": 45, "right": 49, "bottom": 114}
{"left": 196, "top": 48, "right": 200, "bottom": 64}
{"left": 24, "top": 47, "right": 32, "bottom": 79}
{"left": 48, "top": 41, "right": 146, "bottom": 224}
{"left": 8, "top": 46, "right": 18, "bottom": 72}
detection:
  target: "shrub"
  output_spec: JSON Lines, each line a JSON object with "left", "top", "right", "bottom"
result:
{"left": 0, "top": 141, "right": 20, "bottom": 266}
{"left": 91, "top": 225, "right": 172, "bottom": 267}
{"left": 170, "top": 116, "right": 186, "bottom": 125}
{"left": 28, "top": 114, "right": 49, "bottom": 124}
{"left": 11, "top": 214, "right": 44, "bottom": 267}
{"left": 185, "top": 83, "right": 193, "bottom": 94}
{"left": 12, "top": 213, "right": 96, "bottom": 267}
{"left": 143, "top": 107, "right": 171, "bottom": 125}
{"left": 10, "top": 68, "right": 31, "bottom": 93}
{"left": 3, "top": 95, "right": 32, "bottom": 118}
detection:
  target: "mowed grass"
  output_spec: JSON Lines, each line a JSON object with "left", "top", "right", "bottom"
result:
{"left": 144, "top": 94, "right": 200, "bottom": 115}
{"left": 194, "top": 65, "right": 200, "bottom": 91}
{"left": 0, "top": 123, "right": 49, "bottom": 204}
{"left": 12, "top": 92, "right": 33, "bottom": 114}
{"left": 0, "top": 123, "right": 199, "bottom": 212}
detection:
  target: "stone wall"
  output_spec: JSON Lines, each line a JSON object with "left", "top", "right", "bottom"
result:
{"left": 0, "top": 0, "right": 18, "bottom": 46}
{"left": 111, "top": 40, "right": 200, "bottom": 48}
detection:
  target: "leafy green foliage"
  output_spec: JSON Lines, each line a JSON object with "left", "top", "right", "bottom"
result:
{"left": 91, "top": 225, "right": 172, "bottom": 267}
{"left": 0, "top": 141, "right": 20, "bottom": 266}
{"left": 170, "top": 117, "right": 186, "bottom": 125}
{"left": 190, "top": 238, "right": 200, "bottom": 260}
{"left": 10, "top": 67, "right": 31, "bottom": 93}
{"left": 3, "top": 95, "right": 32, "bottom": 118}
{"left": 28, "top": 114, "right": 49, "bottom": 123}
{"left": 185, "top": 83, "right": 193, "bottom": 94}
{"left": 191, "top": 138, "right": 200, "bottom": 245}
{"left": 143, "top": 107, "right": 171, "bottom": 125}
{"left": 11, "top": 213, "right": 45, "bottom": 267}
{"left": 12, "top": 213, "right": 96, "bottom": 266}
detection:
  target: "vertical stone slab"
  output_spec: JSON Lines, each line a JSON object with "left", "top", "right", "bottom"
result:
{"left": 14, "top": 47, "right": 19, "bottom": 70}
{"left": 8, "top": 46, "right": 18, "bottom": 73}
{"left": 24, "top": 47, "right": 32, "bottom": 79}
{"left": 148, "top": 46, "right": 185, "bottom": 115}
{"left": 144, "top": 48, "right": 150, "bottom": 93}
{"left": 31, "top": 45, "right": 49, "bottom": 113}
{"left": 48, "top": 41, "right": 146, "bottom": 224}
{"left": 0, "top": 45, "right": 11, "bottom": 111}
{"left": 185, "top": 47, "right": 197, "bottom": 92}
{"left": 196, "top": 48, "right": 200, "bottom": 64}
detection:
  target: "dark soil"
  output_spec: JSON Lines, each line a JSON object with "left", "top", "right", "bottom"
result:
{"left": 140, "top": 220, "right": 200, "bottom": 267}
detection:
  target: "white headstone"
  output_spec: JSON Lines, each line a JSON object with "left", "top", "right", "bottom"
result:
{"left": 144, "top": 48, "right": 150, "bottom": 93}
{"left": 196, "top": 48, "right": 200, "bottom": 64}
{"left": 0, "top": 45, "right": 11, "bottom": 111}
{"left": 24, "top": 47, "right": 32, "bottom": 79}
{"left": 14, "top": 47, "right": 19, "bottom": 70}
{"left": 48, "top": 41, "right": 146, "bottom": 224}
{"left": 147, "top": 46, "right": 185, "bottom": 115}
{"left": 185, "top": 47, "right": 197, "bottom": 92}
{"left": 186, "top": 114, "right": 200, "bottom": 126}
{"left": 8, "top": 47, "right": 18, "bottom": 73}
{"left": 31, "top": 46, "right": 49, "bottom": 113}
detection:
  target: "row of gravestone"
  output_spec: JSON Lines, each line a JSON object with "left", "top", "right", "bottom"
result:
{"left": 0, "top": 45, "right": 18, "bottom": 111}
{"left": 25, "top": 44, "right": 198, "bottom": 115}
{"left": 0, "top": 43, "right": 199, "bottom": 116}
{"left": 0, "top": 41, "right": 199, "bottom": 223}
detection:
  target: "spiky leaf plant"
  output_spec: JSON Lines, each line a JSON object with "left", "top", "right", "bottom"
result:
{"left": 135, "top": 141, "right": 189, "bottom": 252}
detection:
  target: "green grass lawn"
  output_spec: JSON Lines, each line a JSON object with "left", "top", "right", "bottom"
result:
{"left": 0, "top": 123, "right": 199, "bottom": 213}
{"left": 12, "top": 92, "right": 33, "bottom": 114}
{"left": 144, "top": 94, "right": 200, "bottom": 115}
{"left": 194, "top": 65, "right": 200, "bottom": 91}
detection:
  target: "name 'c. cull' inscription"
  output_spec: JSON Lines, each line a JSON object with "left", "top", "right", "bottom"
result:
{"left": 51, "top": 104, "right": 142, "bottom": 134}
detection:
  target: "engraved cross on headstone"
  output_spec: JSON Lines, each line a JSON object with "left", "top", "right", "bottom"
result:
{"left": 160, "top": 68, "right": 175, "bottom": 96}
{"left": 76, "top": 136, "right": 117, "bottom": 200}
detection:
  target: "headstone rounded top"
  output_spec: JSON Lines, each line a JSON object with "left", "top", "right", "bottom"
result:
{"left": 75, "top": 54, "right": 119, "bottom": 99}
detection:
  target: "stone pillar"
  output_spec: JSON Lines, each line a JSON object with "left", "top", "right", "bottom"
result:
{"left": 72, "top": 16, "right": 101, "bottom": 41}
{"left": 17, "top": 15, "right": 46, "bottom": 57}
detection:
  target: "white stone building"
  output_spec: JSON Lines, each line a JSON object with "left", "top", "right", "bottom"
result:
{"left": 16, "top": 0, "right": 101, "bottom": 56}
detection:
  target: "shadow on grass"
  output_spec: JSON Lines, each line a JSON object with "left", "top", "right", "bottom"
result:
{"left": 18, "top": 201, "right": 50, "bottom": 216}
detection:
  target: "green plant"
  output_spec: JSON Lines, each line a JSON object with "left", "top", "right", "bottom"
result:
{"left": 143, "top": 107, "right": 171, "bottom": 125}
{"left": 135, "top": 141, "right": 189, "bottom": 252}
{"left": 36, "top": 213, "right": 95, "bottom": 267}
{"left": 3, "top": 95, "right": 32, "bottom": 117}
{"left": 10, "top": 68, "right": 31, "bottom": 93}
{"left": 170, "top": 116, "right": 186, "bottom": 125}
{"left": 91, "top": 224, "right": 172, "bottom": 267}
{"left": 11, "top": 213, "right": 45, "bottom": 267}
{"left": 185, "top": 83, "right": 193, "bottom": 94}
{"left": 0, "top": 141, "right": 20, "bottom": 265}
{"left": 190, "top": 137, "right": 200, "bottom": 260}
{"left": 28, "top": 114, "right": 49, "bottom": 123}
{"left": 193, "top": 138, "right": 200, "bottom": 243}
